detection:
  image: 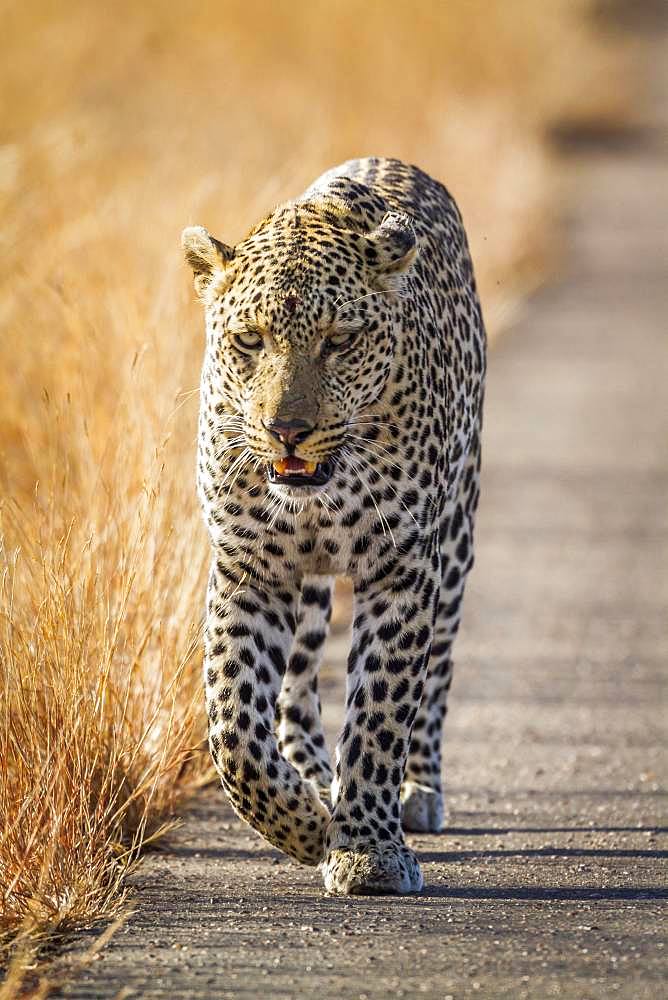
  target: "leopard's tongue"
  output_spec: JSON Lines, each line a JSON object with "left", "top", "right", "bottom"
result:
{"left": 273, "top": 457, "right": 318, "bottom": 477}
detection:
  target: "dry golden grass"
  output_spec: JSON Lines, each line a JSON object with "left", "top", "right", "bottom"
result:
{"left": 0, "top": 0, "right": 631, "bottom": 972}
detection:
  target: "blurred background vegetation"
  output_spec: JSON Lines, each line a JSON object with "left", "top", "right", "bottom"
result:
{"left": 0, "top": 0, "right": 635, "bottom": 970}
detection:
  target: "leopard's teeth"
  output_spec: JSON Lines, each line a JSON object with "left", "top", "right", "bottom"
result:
{"left": 272, "top": 459, "right": 318, "bottom": 476}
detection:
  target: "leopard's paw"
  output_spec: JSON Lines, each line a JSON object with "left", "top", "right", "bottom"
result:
{"left": 321, "top": 843, "right": 423, "bottom": 895}
{"left": 401, "top": 781, "right": 444, "bottom": 833}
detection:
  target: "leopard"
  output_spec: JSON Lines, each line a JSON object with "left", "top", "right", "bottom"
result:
{"left": 182, "top": 156, "right": 486, "bottom": 895}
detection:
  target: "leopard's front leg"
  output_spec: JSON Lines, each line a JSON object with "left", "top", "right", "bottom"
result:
{"left": 322, "top": 564, "right": 438, "bottom": 895}
{"left": 204, "top": 561, "right": 330, "bottom": 865}
{"left": 276, "top": 575, "right": 334, "bottom": 799}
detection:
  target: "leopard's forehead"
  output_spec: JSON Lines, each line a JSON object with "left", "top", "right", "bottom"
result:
{"left": 223, "top": 208, "right": 377, "bottom": 338}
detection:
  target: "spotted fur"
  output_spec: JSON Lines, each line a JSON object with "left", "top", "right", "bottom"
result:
{"left": 182, "top": 157, "right": 486, "bottom": 895}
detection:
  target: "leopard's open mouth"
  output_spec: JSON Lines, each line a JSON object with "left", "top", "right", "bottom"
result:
{"left": 267, "top": 456, "right": 334, "bottom": 488}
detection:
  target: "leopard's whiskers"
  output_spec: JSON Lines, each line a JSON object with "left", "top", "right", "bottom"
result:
{"left": 346, "top": 443, "right": 421, "bottom": 530}
{"left": 340, "top": 446, "right": 396, "bottom": 548}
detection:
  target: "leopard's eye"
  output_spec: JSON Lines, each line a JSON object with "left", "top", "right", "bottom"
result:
{"left": 327, "top": 327, "right": 360, "bottom": 352}
{"left": 231, "top": 329, "right": 263, "bottom": 353}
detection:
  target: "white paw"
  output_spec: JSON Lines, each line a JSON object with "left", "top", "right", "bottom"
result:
{"left": 401, "top": 781, "right": 444, "bottom": 833}
{"left": 321, "top": 843, "right": 423, "bottom": 895}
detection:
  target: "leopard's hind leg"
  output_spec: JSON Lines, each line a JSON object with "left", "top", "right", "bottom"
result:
{"left": 402, "top": 418, "right": 482, "bottom": 832}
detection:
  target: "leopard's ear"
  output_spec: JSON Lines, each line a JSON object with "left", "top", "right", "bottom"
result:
{"left": 181, "top": 226, "right": 234, "bottom": 298}
{"left": 366, "top": 212, "right": 418, "bottom": 290}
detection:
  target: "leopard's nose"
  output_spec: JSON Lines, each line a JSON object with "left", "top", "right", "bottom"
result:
{"left": 263, "top": 417, "right": 315, "bottom": 446}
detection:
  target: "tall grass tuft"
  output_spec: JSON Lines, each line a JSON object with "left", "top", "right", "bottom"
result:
{"left": 0, "top": 439, "right": 210, "bottom": 950}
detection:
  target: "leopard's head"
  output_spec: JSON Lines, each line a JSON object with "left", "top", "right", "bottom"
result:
{"left": 183, "top": 196, "right": 417, "bottom": 497}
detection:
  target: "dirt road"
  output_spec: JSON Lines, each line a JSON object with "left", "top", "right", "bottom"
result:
{"left": 61, "top": 24, "right": 667, "bottom": 1000}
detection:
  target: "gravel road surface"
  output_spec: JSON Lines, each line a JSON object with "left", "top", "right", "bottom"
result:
{"left": 61, "top": 21, "right": 667, "bottom": 1000}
